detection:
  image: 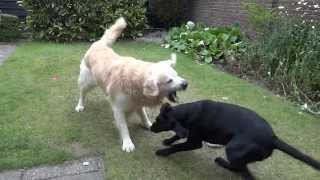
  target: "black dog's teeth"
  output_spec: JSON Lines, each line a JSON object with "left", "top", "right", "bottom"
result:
{"left": 168, "top": 91, "right": 177, "bottom": 103}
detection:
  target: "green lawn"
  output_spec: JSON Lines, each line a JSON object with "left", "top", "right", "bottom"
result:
{"left": 0, "top": 41, "right": 319, "bottom": 179}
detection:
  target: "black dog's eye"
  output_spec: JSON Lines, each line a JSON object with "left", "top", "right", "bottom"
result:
{"left": 167, "top": 79, "right": 173, "bottom": 83}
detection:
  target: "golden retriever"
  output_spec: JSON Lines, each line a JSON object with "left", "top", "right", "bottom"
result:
{"left": 75, "top": 17, "right": 188, "bottom": 152}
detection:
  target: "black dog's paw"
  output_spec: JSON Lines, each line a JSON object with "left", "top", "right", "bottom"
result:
{"left": 162, "top": 139, "right": 173, "bottom": 146}
{"left": 155, "top": 149, "right": 172, "bottom": 156}
{"left": 214, "top": 157, "right": 224, "bottom": 164}
{"left": 214, "top": 157, "right": 228, "bottom": 167}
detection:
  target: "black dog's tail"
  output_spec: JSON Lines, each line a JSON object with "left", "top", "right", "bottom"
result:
{"left": 273, "top": 137, "right": 320, "bottom": 170}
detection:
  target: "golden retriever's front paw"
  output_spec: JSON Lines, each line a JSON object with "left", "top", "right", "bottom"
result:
{"left": 122, "top": 139, "right": 135, "bottom": 152}
{"left": 75, "top": 105, "right": 85, "bottom": 112}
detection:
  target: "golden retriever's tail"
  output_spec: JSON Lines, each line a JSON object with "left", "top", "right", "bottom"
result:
{"left": 100, "top": 17, "right": 127, "bottom": 46}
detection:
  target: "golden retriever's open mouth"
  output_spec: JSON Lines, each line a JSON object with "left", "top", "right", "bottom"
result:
{"left": 167, "top": 91, "right": 178, "bottom": 103}
{"left": 167, "top": 83, "right": 188, "bottom": 103}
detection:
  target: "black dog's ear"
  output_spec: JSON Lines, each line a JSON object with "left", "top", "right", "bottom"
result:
{"left": 173, "top": 122, "right": 188, "bottom": 138}
{"left": 160, "top": 103, "right": 172, "bottom": 113}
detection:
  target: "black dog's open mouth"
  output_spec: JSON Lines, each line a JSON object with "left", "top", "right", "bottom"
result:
{"left": 167, "top": 91, "right": 178, "bottom": 103}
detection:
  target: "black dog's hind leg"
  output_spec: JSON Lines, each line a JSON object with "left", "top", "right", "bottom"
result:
{"left": 214, "top": 138, "right": 262, "bottom": 180}
{"left": 156, "top": 131, "right": 202, "bottom": 156}
{"left": 215, "top": 157, "right": 254, "bottom": 180}
{"left": 163, "top": 135, "right": 180, "bottom": 146}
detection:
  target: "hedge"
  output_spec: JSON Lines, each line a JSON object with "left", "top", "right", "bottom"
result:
{"left": 22, "top": 0, "right": 147, "bottom": 42}
{"left": 0, "top": 13, "right": 21, "bottom": 41}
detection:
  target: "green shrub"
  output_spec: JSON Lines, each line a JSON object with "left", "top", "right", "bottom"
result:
{"left": 0, "top": 13, "right": 21, "bottom": 41}
{"left": 22, "top": 0, "right": 147, "bottom": 42}
{"left": 148, "top": 0, "right": 188, "bottom": 28}
{"left": 105, "top": 0, "right": 147, "bottom": 38}
{"left": 241, "top": 3, "right": 320, "bottom": 113}
{"left": 166, "top": 21, "right": 243, "bottom": 63}
{"left": 242, "top": 2, "right": 278, "bottom": 35}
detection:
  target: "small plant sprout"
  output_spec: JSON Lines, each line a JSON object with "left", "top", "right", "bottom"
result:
{"left": 186, "top": 21, "right": 195, "bottom": 30}
{"left": 198, "top": 40, "right": 205, "bottom": 46}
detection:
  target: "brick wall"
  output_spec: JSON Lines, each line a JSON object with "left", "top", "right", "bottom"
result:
{"left": 188, "top": 0, "right": 318, "bottom": 29}
{"left": 189, "top": 0, "right": 272, "bottom": 28}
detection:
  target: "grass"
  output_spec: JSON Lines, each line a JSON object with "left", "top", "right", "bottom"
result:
{"left": 0, "top": 41, "right": 319, "bottom": 179}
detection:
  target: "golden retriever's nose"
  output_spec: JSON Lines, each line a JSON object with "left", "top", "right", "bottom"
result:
{"left": 181, "top": 81, "right": 188, "bottom": 90}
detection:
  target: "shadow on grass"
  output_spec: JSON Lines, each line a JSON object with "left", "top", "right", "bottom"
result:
{"left": 63, "top": 93, "right": 242, "bottom": 179}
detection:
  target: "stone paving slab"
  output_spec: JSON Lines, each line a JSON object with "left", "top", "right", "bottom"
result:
{"left": 49, "top": 171, "right": 104, "bottom": 180}
{"left": 0, "top": 170, "right": 22, "bottom": 180}
{"left": 0, "top": 44, "right": 16, "bottom": 65}
{"left": 0, "top": 156, "right": 105, "bottom": 180}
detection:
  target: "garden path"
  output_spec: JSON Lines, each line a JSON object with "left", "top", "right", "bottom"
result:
{"left": 0, "top": 156, "right": 105, "bottom": 180}
{"left": 0, "top": 43, "right": 16, "bottom": 66}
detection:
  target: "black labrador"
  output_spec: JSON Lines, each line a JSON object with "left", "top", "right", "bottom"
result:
{"left": 150, "top": 100, "right": 320, "bottom": 180}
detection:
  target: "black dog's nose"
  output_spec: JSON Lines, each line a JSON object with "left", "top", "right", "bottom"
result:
{"left": 181, "top": 81, "right": 188, "bottom": 89}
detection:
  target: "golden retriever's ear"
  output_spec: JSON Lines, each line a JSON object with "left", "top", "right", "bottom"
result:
{"left": 143, "top": 78, "right": 159, "bottom": 97}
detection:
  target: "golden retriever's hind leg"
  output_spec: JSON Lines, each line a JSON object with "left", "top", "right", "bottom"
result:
{"left": 75, "top": 61, "right": 96, "bottom": 112}
{"left": 137, "top": 107, "right": 152, "bottom": 129}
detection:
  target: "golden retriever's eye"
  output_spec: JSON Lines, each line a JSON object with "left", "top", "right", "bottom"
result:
{"left": 167, "top": 79, "right": 173, "bottom": 83}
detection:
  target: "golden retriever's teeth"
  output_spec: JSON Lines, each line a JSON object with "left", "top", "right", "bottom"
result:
{"left": 168, "top": 91, "right": 178, "bottom": 103}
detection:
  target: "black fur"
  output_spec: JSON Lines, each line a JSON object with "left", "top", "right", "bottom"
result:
{"left": 150, "top": 100, "right": 320, "bottom": 180}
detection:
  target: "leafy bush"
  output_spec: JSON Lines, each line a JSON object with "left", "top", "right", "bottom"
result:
{"left": 166, "top": 21, "right": 243, "bottom": 63}
{"left": 22, "top": 0, "right": 147, "bottom": 41}
{"left": 0, "top": 13, "right": 21, "bottom": 41}
{"left": 148, "top": 0, "right": 188, "bottom": 28}
{"left": 104, "top": 0, "right": 147, "bottom": 38}
{"left": 241, "top": 3, "right": 320, "bottom": 114}
{"left": 242, "top": 2, "right": 279, "bottom": 35}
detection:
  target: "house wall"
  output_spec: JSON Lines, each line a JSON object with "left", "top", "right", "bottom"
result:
{"left": 189, "top": 0, "right": 274, "bottom": 28}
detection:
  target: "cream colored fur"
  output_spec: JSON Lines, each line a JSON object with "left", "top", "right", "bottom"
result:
{"left": 75, "top": 17, "right": 187, "bottom": 152}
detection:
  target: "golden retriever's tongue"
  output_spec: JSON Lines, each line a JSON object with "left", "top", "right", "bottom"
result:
{"left": 168, "top": 91, "right": 177, "bottom": 103}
